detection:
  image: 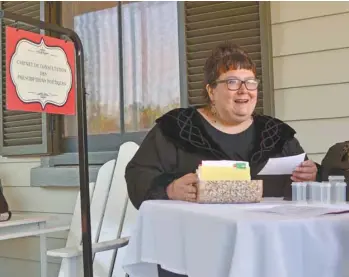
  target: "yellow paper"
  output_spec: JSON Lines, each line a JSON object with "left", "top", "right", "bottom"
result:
{"left": 198, "top": 162, "right": 251, "bottom": 181}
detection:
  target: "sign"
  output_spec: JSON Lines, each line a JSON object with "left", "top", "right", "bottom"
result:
{"left": 6, "top": 26, "right": 76, "bottom": 115}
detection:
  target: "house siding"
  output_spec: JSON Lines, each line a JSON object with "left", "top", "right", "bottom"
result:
{"left": 270, "top": 1, "right": 349, "bottom": 163}
{"left": 0, "top": 157, "right": 78, "bottom": 277}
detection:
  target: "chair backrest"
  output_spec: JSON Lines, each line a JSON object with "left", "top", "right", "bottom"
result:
{"left": 58, "top": 141, "right": 139, "bottom": 277}
{"left": 93, "top": 141, "right": 139, "bottom": 277}
{"left": 58, "top": 158, "right": 117, "bottom": 277}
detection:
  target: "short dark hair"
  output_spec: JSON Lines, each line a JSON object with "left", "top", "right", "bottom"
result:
{"left": 202, "top": 41, "right": 256, "bottom": 102}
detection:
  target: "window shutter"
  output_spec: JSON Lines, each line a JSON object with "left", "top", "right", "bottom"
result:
{"left": 0, "top": 1, "right": 61, "bottom": 156}
{"left": 184, "top": 1, "right": 264, "bottom": 114}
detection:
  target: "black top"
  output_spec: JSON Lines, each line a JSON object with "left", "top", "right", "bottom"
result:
{"left": 125, "top": 107, "right": 321, "bottom": 209}
{"left": 198, "top": 113, "right": 255, "bottom": 161}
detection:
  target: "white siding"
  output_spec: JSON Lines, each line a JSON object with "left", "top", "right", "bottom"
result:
{"left": 0, "top": 157, "right": 78, "bottom": 277}
{"left": 271, "top": 1, "right": 349, "bottom": 164}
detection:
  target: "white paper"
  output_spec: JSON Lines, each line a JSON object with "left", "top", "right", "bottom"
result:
{"left": 257, "top": 153, "right": 306, "bottom": 175}
{"left": 251, "top": 205, "right": 349, "bottom": 217}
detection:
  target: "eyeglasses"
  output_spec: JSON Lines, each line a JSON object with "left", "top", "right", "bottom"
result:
{"left": 215, "top": 78, "right": 260, "bottom": 91}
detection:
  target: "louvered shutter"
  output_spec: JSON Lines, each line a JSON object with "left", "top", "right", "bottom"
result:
{"left": 184, "top": 1, "right": 264, "bottom": 114}
{"left": 0, "top": 1, "right": 60, "bottom": 156}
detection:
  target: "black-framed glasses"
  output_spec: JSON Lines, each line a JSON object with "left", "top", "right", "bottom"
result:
{"left": 215, "top": 78, "right": 260, "bottom": 91}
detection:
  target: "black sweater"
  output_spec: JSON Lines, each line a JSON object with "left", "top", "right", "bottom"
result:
{"left": 125, "top": 107, "right": 321, "bottom": 209}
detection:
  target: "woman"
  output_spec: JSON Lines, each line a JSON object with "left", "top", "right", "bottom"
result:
{"left": 125, "top": 41, "right": 320, "bottom": 277}
{"left": 125, "top": 41, "right": 320, "bottom": 207}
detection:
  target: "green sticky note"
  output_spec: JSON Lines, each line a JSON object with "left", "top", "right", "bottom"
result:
{"left": 235, "top": 163, "right": 247, "bottom": 169}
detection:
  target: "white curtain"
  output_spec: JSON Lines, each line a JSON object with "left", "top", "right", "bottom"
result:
{"left": 73, "top": 1, "right": 180, "bottom": 133}
{"left": 122, "top": 1, "right": 180, "bottom": 131}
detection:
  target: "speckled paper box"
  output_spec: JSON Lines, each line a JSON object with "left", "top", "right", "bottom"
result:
{"left": 196, "top": 180, "right": 263, "bottom": 204}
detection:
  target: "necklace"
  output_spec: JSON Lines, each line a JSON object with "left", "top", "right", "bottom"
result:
{"left": 203, "top": 106, "right": 217, "bottom": 124}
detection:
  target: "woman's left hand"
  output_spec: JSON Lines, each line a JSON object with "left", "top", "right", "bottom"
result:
{"left": 291, "top": 160, "right": 318, "bottom": 182}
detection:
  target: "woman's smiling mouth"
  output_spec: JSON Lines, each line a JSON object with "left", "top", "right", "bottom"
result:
{"left": 234, "top": 99, "right": 249, "bottom": 104}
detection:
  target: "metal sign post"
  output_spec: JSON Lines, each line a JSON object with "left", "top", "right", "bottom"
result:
{"left": 0, "top": 10, "right": 94, "bottom": 277}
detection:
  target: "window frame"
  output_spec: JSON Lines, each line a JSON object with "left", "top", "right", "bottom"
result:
{"left": 259, "top": 1, "right": 275, "bottom": 117}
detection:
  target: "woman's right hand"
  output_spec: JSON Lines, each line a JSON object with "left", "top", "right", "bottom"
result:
{"left": 166, "top": 173, "right": 199, "bottom": 202}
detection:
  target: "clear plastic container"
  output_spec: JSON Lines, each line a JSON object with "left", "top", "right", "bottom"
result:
{"left": 300, "top": 182, "right": 307, "bottom": 202}
{"left": 329, "top": 176, "right": 346, "bottom": 203}
{"left": 334, "top": 181, "right": 347, "bottom": 204}
{"left": 291, "top": 182, "right": 299, "bottom": 201}
{"left": 329, "top": 175, "right": 345, "bottom": 183}
{"left": 315, "top": 182, "right": 322, "bottom": 202}
{"left": 291, "top": 182, "right": 307, "bottom": 202}
{"left": 309, "top": 182, "right": 321, "bottom": 203}
{"left": 320, "top": 182, "right": 331, "bottom": 204}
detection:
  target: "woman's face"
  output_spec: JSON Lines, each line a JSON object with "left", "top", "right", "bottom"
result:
{"left": 207, "top": 69, "right": 258, "bottom": 124}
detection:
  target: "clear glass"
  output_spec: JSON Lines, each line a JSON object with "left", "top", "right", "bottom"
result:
{"left": 122, "top": 1, "right": 180, "bottom": 132}
{"left": 217, "top": 78, "right": 259, "bottom": 91}
{"left": 62, "top": 1, "right": 180, "bottom": 136}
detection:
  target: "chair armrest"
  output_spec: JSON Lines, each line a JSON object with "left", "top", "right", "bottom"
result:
{"left": 47, "top": 236, "right": 130, "bottom": 258}
{"left": 0, "top": 225, "right": 70, "bottom": 240}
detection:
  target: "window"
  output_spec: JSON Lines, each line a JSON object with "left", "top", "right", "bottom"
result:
{"left": 61, "top": 1, "right": 181, "bottom": 152}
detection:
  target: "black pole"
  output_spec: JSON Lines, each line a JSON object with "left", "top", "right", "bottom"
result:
{"left": 0, "top": 10, "right": 93, "bottom": 277}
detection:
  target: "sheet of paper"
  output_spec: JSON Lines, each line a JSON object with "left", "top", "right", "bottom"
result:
{"left": 251, "top": 205, "right": 349, "bottom": 217}
{"left": 257, "top": 153, "right": 306, "bottom": 175}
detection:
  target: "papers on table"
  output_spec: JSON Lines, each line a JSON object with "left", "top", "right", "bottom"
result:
{"left": 251, "top": 205, "right": 349, "bottom": 217}
{"left": 257, "top": 153, "right": 306, "bottom": 175}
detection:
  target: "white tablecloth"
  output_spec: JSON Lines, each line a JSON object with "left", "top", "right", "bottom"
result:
{"left": 122, "top": 198, "right": 349, "bottom": 277}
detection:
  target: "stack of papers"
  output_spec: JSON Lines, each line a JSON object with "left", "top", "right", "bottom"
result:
{"left": 198, "top": 160, "right": 251, "bottom": 181}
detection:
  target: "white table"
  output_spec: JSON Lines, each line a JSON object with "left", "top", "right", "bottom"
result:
{"left": 123, "top": 198, "right": 349, "bottom": 277}
{"left": 0, "top": 214, "right": 48, "bottom": 277}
